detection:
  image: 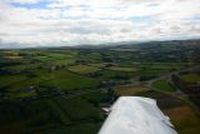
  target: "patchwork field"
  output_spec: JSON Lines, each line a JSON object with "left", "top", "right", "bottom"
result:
{"left": 180, "top": 73, "right": 200, "bottom": 83}
{"left": 68, "top": 65, "right": 101, "bottom": 75}
{"left": 0, "top": 40, "right": 200, "bottom": 133}
{"left": 164, "top": 106, "right": 200, "bottom": 134}
{"left": 0, "top": 92, "right": 105, "bottom": 134}
{"left": 114, "top": 85, "right": 149, "bottom": 96}
{"left": 152, "top": 80, "right": 175, "bottom": 92}
{"left": 107, "top": 66, "right": 137, "bottom": 72}
{"left": 37, "top": 69, "right": 99, "bottom": 90}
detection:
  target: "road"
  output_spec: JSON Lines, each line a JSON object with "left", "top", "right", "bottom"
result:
{"left": 145, "top": 65, "right": 200, "bottom": 87}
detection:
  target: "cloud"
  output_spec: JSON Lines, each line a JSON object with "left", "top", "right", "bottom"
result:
{"left": 5, "top": 0, "right": 43, "bottom": 4}
{"left": 0, "top": 0, "right": 200, "bottom": 48}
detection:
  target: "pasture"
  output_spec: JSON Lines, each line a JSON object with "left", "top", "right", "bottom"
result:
{"left": 181, "top": 73, "right": 200, "bottom": 83}
{"left": 152, "top": 80, "right": 175, "bottom": 92}
{"left": 0, "top": 42, "right": 199, "bottom": 134}
{"left": 68, "top": 65, "right": 100, "bottom": 75}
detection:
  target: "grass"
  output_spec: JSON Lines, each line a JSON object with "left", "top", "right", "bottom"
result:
{"left": 8, "top": 91, "right": 37, "bottom": 99}
{"left": 43, "top": 123, "right": 100, "bottom": 134}
{"left": 0, "top": 99, "right": 57, "bottom": 133}
{"left": 0, "top": 74, "right": 28, "bottom": 89}
{"left": 96, "top": 70, "right": 134, "bottom": 80}
{"left": 47, "top": 99, "right": 72, "bottom": 125}
{"left": 0, "top": 47, "right": 199, "bottom": 134}
{"left": 152, "top": 80, "right": 175, "bottom": 92}
{"left": 0, "top": 69, "right": 98, "bottom": 95}
{"left": 53, "top": 97, "right": 102, "bottom": 121}
{"left": 137, "top": 63, "right": 188, "bottom": 76}
{"left": 68, "top": 65, "right": 100, "bottom": 75}
{"left": 164, "top": 106, "right": 200, "bottom": 134}
{"left": 114, "top": 85, "right": 149, "bottom": 96}
{"left": 53, "top": 59, "right": 74, "bottom": 66}
{"left": 181, "top": 73, "right": 200, "bottom": 83}
{"left": 39, "top": 69, "right": 99, "bottom": 90}
{"left": 77, "top": 52, "right": 102, "bottom": 63}
{"left": 107, "top": 66, "right": 137, "bottom": 72}
{"left": 32, "top": 52, "right": 76, "bottom": 65}
{"left": 3, "top": 51, "right": 24, "bottom": 60}
{"left": 135, "top": 90, "right": 184, "bottom": 109}
{"left": 4, "top": 56, "right": 23, "bottom": 60}
{"left": 2, "top": 64, "right": 39, "bottom": 71}
{"left": 138, "top": 68, "right": 169, "bottom": 76}
{"left": 89, "top": 63, "right": 107, "bottom": 68}
{"left": 0, "top": 94, "right": 104, "bottom": 134}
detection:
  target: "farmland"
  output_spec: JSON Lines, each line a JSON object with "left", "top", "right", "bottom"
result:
{"left": 0, "top": 39, "right": 200, "bottom": 133}
{"left": 68, "top": 65, "right": 101, "bottom": 75}
{"left": 152, "top": 80, "right": 175, "bottom": 92}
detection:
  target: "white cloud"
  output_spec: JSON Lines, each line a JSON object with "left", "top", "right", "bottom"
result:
{"left": 4, "top": 0, "right": 43, "bottom": 4}
{"left": 0, "top": 0, "right": 200, "bottom": 48}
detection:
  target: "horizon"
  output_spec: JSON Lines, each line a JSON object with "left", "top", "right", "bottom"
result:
{"left": 0, "top": 38, "right": 199, "bottom": 50}
{"left": 0, "top": 0, "right": 200, "bottom": 48}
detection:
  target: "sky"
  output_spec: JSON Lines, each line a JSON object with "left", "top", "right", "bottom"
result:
{"left": 0, "top": 0, "right": 200, "bottom": 48}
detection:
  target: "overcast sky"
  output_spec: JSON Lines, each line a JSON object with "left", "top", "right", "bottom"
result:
{"left": 0, "top": 0, "right": 200, "bottom": 48}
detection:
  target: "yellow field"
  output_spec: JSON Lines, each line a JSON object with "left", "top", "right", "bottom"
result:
{"left": 68, "top": 65, "right": 100, "bottom": 74}
{"left": 164, "top": 106, "right": 200, "bottom": 134}
{"left": 108, "top": 66, "right": 137, "bottom": 72}
{"left": 114, "top": 85, "right": 149, "bottom": 96}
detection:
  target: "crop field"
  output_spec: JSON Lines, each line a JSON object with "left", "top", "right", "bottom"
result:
{"left": 0, "top": 90, "right": 108, "bottom": 134}
{"left": 114, "top": 85, "right": 149, "bottom": 96}
{"left": 164, "top": 106, "right": 200, "bottom": 134}
{"left": 37, "top": 69, "right": 99, "bottom": 90}
{"left": 152, "top": 80, "right": 175, "bottom": 92}
{"left": 0, "top": 40, "right": 200, "bottom": 133}
{"left": 180, "top": 73, "right": 200, "bottom": 83}
{"left": 107, "top": 66, "right": 137, "bottom": 72}
{"left": 137, "top": 63, "right": 185, "bottom": 76}
{"left": 68, "top": 65, "right": 101, "bottom": 75}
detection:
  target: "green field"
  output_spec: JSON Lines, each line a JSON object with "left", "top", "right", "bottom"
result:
{"left": 0, "top": 93, "right": 105, "bottom": 134}
{"left": 68, "top": 65, "right": 100, "bottom": 75}
{"left": 136, "top": 63, "right": 191, "bottom": 76}
{"left": 38, "top": 69, "right": 99, "bottom": 90}
{"left": 114, "top": 85, "right": 149, "bottom": 96}
{"left": 152, "top": 80, "right": 175, "bottom": 92}
{"left": 181, "top": 73, "right": 200, "bottom": 83}
{"left": 0, "top": 74, "right": 28, "bottom": 89}
{"left": 108, "top": 66, "right": 137, "bottom": 72}
{"left": 8, "top": 70, "right": 97, "bottom": 92}
{"left": 0, "top": 41, "right": 200, "bottom": 134}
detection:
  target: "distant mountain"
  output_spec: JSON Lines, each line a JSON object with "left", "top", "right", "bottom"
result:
{"left": 0, "top": 39, "right": 200, "bottom": 50}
